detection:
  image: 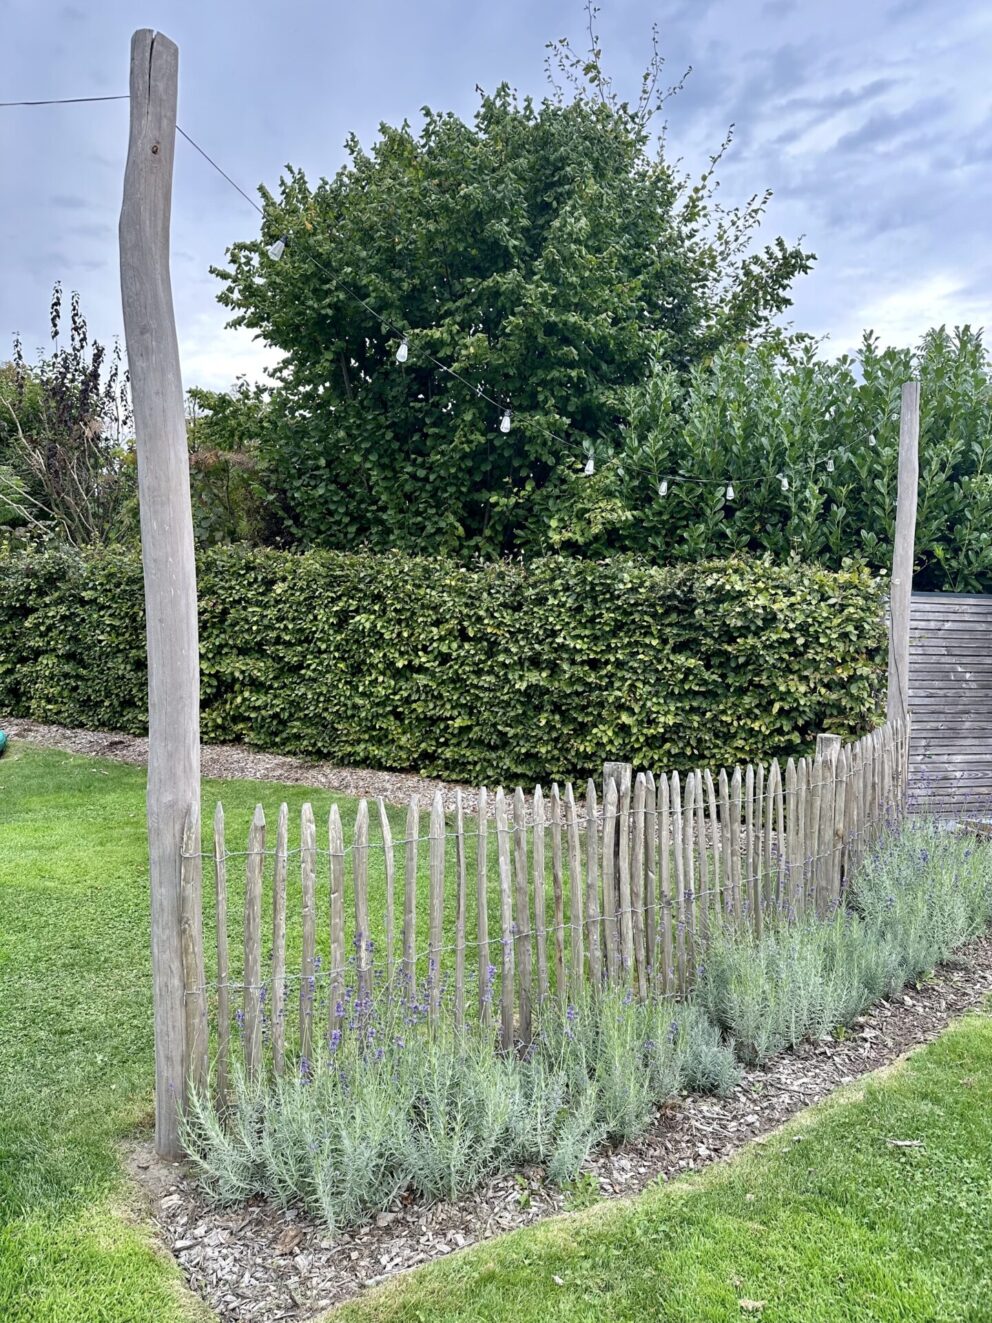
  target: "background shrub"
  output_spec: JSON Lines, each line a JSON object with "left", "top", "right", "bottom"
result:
{"left": 0, "top": 546, "right": 884, "bottom": 781}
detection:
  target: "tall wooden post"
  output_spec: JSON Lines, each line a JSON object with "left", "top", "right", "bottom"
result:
{"left": 120, "top": 29, "right": 201, "bottom": 1159}
{"left": 887, "top": 381, "right": 920, "bottom": 724}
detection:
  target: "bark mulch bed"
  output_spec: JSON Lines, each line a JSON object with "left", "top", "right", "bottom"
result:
{"left": 126, "top": 931, "right": 992, "bottom": 1323}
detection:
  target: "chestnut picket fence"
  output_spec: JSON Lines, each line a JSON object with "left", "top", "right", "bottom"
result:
{"left": 178, "top": 718, "right": 909, "bottom": 1101}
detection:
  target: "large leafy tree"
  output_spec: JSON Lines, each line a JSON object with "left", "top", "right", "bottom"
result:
{"left": 217, "top": 26, "right": 813, "bottom": 557}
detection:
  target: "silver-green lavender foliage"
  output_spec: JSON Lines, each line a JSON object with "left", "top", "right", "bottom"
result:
{"left": 180, "top": 989, "right": 738, "bottom": 1233}
{"left": 696, "top": 821, "right": 992, "bottom": 1064}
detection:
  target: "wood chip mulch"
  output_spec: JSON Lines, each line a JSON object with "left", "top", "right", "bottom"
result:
{"left": 125, "top": 931, "right": 992, "bottom": 1323}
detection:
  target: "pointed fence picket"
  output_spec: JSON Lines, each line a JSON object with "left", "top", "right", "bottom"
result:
{"left": 178, "top": 717, "right": 910, "bottom": 1087}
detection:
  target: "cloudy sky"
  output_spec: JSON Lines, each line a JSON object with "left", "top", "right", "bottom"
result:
{"left": 1, "top": 0, "right": 988, "bottom": 390}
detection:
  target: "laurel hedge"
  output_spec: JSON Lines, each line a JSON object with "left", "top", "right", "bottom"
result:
{"left": 0, "top": 546, "right": 885, "bottom": 782}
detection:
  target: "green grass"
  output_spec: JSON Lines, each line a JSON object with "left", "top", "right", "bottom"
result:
{"left": 337, "top": 1010, "right": 992, "bottom": 1323}
{"left": 0, "top": 741, "right": 394, "bottom": 1323}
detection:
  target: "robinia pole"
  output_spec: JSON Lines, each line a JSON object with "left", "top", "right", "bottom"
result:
{"left": 887, "top": 381, "right": 920, "bottom": 726}
{"left": 119, "top": 29, "right": 202, "bottom": 1158}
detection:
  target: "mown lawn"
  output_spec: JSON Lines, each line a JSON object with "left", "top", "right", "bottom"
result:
{"left": 0, "top": 741, "right": 395, "bottom": 1323}
{"left": 339, "top": 1011, "right": 992, "bottom": 1323}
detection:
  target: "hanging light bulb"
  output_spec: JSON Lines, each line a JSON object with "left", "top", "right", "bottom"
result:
{"left": 826, "top": 457, "right": 835, "bottom": 473}
{"left": 779, "top": 474, "right": 790, "bottom": 493}
{"left": 500, "top": 409, "right": 512, "bottom": 434}
{"left": 868, "top": 433, "right": 877, "bottom": 448}
{"left": 658, "top": 479, "right": 669, "bottom": 498}
{"left": 584, "top": 456, "right": 595, "bottom": 476}
{"left": 725, "top": 482, "right": 735, "bottom": 501}
{"left": 826, "top": 405, "right": 836, "bottom": 420}
{"left": 396, "top": 339, "right": 409, "bottom": 364}
{"left": 267, "top": 235, "right": 287, "bottom": 261}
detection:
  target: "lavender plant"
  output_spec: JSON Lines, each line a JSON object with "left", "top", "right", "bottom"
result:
{"left": 696, "top": 821, "right": 992, "bottom": 1063}
{"left": 180, "top": 986, "right": 737, "bottom": 1233}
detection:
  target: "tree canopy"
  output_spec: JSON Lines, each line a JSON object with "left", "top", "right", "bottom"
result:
{"left": 216, "top": 38, "right": 813, "bottom": 557}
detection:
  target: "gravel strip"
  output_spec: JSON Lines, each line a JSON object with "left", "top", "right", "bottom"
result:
{"left": 1, "top": 717, "right": 494, "bottom": 816}
{"left": 126, "top": 932, "right": 992, "bottom": 1323}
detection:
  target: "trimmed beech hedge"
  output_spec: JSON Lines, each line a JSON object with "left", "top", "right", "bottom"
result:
{"left": 0, "top": 547, "right": 885, "bottom": 782}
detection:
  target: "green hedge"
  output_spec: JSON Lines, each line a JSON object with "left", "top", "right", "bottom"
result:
{"left": 0, "top": 547, "right": 885, "bottom": 782}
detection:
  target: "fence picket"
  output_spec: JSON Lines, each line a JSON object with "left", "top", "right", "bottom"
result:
{"left": 513, "top": 786, "right": 533, "bottom": 1043}
{"left": 533, "top": 785, "right": 549, "bottom": 1004}
{"left": 683, "top": 772, "right": 697, "bottom": 969}
{"left": 476, "top": 787, "right": 491, "bottom": 1023}
{"left": 658, "top": 773, "right": 673, "bottom": 994}
{"left": 832, "top": 746, "right": 848, "bottom": 906}
{"left": 454, "top": 790, "right": 467, "bottom": 1031}
{"left": 565, "top": 784, "right": 585, "bottom": 996}
{"left": 180, "top": 805, "right": 207, "bottom": 1096}
{"left": 718, "top": 769, "right": 733, "bottom": 923}
{"left": 299, "top": 804, "right": 317, "bottom": 1062}
{"left": 213, "top": 802, "right": 230, "bottom": 1109}
{"left": 694, "top": 770, "right": 709, "bottom": 943}
{"left": 616, "top": 776, "right": 634, "bottom": 979}
{"left": 630, "top": 772, "right": 648, "bottom": 999}
{"left": 403, "top": 797, "right": 419, "bottom": 986}
{"left": 788, "top": 762, "right": 804, "bottom": 915}
{"left": 601, "top": 778, "right": 619, "bottom": 983}
{"left": 495, "top": 789, "right": 515, "bottom": 1050}
{"left": 744, "top": 765, "right": 756, "bottom": 930}
{"left": 328, "top": 804, "right": 345, "bottom": 1035}
{"left": 354, "top": 800, "right": 372, "bottom": 1006}
{"left": 645, "top": 771, "right": 657, "bottom": 977}
{"left": 767, "top": 762, "right": 783, "bottom": 915}
{"left": 753, "top": 763, "right": 764, "bottom": 938}
{"left": 243, "top": 804, "right": 265, "bottom": 1082}
{"left": 377, "top": 797, "right": 395, "bottom": 982}
{"left": 428, "top": 791, "right": 445, "bottom": 1020}
{"left": 584, "top": 780, "right": 602, "bottom": 987}
{"left": 671, "top": 772, "right": 686, "bottom": 993}
{"left": 730, "top": 767, "right": 743, "bottom": 921}
{"left": 550, "top": 784, "right": 566, "bottom": 998}
{"left": 271, "top": 802, "right": 288, "bottom": 1076}
{"left": 704, "top": 769, "right": 720, "bottom": 925}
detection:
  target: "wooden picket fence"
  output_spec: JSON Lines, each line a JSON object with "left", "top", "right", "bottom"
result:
{"left": 179, "top": 718, "right": 909, "bottom": 1097}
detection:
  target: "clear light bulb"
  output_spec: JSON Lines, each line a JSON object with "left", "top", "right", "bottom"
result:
{"left": 779, "top": 474, "right": 789, "bottom": 493}
{"left": 725, "top": 483, "right": 735, "bottom": 501}
{"left": 826, "top": 406, "right": 836, "bottom": 420}
{"left": 396, "top": 340, "right": 409, "bottom": 364}
{"left": 267, "top": 235, "right": 286, "bottom": 261}
{"left": 658, "top": 479, "right": 669, "bottom": 498}
{"left": 584, "top": 456, "right": 595, "bottom": 476}
{"left": 500, "top": 410, "right": 512, "bottom": 434}
{"left": 868, "top": 433, "right": 877, "bottom": 447}
{"left": 826, "top": 457, "right": 835, "bottom": 473}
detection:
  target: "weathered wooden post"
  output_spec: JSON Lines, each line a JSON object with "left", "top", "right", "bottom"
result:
{"left": 887, "top": 381, "right": 920, "bottom": 724}
{"left": 120, "top": 28, "right": 201, "bottom": 1159}
{"left": 603, "top": 760, "right": 632, "bottom": 982}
